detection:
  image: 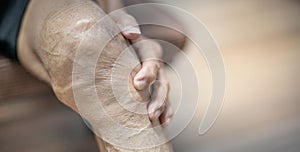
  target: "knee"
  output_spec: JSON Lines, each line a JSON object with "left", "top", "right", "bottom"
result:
{"left": 39, "top": 1, "right": 106, "bottom": 56}
{"left": 37, "top": 1, "right": 110, "bottom": 110}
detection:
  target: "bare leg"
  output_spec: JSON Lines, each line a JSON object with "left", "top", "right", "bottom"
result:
{"left": 18, "top": 0, "right": 172, "bottom": 151}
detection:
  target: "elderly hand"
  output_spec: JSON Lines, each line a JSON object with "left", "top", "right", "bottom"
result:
{"left": 110, "top": 11, "right": 173, "bottom": 125}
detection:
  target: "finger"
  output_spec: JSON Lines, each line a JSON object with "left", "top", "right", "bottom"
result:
{"left": 147, "top": 76, "right": 170, "bottom": 121}
{"left": 133, "top": 60, "right": 160, "bottom": 90}
{"left": 122, "top": 26, "right": 141, "bottom": 40}
{"left": 132, "top": 37, "right": 163, "bottom": 62}
{"left": 109, "top": 10, "right": 141, "bottom": 39}
{"left": 132, "top": 38, "right": 163, "bottom": 91}
{"left": 117, "top": 13, "right": 141, "bottom": 39}
{"left": 131, "top": 63, "right": 142, "bottom": 78}
{"left": 159, "top": 100, "right": 173, "bottom": 127}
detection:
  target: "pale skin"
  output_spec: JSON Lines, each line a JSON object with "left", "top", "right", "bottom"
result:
{"left": 98, "top": 0, "right": 173, "bottom": 125}
{"left": 17, "top": 0, "right": 177, "bottom": 151}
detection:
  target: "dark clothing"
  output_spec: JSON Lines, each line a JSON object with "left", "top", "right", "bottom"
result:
{"left": 0, "top": 0, "right": 30, "bottom": 60}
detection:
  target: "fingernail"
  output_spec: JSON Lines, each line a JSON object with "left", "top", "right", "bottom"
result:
{"left": 134, "top": 80, "right": 147, "bottom": 90}
{"left": 122, "top": 26, "right": 141, "bottom": 35}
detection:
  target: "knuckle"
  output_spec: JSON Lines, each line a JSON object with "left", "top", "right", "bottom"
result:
{"left": 153, "top": 61, "right": 161, "bottom": 70}
{"left": 144, "top": 68, "right": 157, "bottom": 82}
{"left": 149, "top": 72, "right": 157, "bottom": 81}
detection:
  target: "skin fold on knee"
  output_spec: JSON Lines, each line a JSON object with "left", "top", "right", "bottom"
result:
{"left": 32, "top": 1, "right": 172, "bottom": 151}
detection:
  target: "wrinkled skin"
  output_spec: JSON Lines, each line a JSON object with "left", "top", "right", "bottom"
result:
{"left": 18, "top": 0, "right": 174, "bottom": 151}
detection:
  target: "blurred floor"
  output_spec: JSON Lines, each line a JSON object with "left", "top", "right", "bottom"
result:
{"left": 164, "top": 0, "right": 300, "bottom": 152}
{"left": 0, "top": 57, "right": 99, "bottom": 152}
{"left": 0, "top": 91, "right": 99, "bottom": 152}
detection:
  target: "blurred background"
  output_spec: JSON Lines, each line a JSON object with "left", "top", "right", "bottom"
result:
{"left": 1, "top": 0, "right": 300, "bottom": 152}
{"left": 165, "top": 0, "right": 300, "bottom": 152}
